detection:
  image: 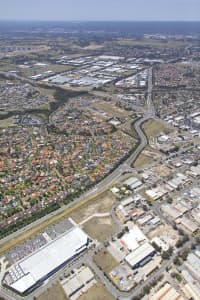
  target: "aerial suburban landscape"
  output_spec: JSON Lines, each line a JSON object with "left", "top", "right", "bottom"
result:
{"left": 0, "top": 1, "right": 200, "bottom": 300}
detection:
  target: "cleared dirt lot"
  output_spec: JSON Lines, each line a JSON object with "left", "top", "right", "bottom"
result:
{"left": 142, "top": 119, "right": 170, "bottom": 138}
{"left": 94, "top": 248, "right": 118, "bottom": 275}
{"left": 148, "top": 224, "right": 179, "bottom": 247}
{"left": 83, "top": 216, "right": 117, "bottom": 242}
{"left": 133, "top": 146, "right": 158, "bottom": 168}
{"left": 78, "top": 279, "right": 115, "bottom": 300}
{"left": 134, "top": 151, "right": 154, "bottom": 168}
{"left": 70, "top": 191, "right": 116, "bottom": 224}
{"left": 36, "top": 283, "right": 68, "bottom": 300}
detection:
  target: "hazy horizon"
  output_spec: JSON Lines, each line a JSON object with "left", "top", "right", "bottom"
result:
{"left": 1, "top": 20, "right": 200, "bottom": 23}
{"left": 0, "top": 0, "right": 199, "bottom": 22}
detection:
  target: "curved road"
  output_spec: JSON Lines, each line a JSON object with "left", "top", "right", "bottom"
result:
{"left": 0, "top": 68, "right": 159, "bottom": 300}
{"left": 0, "top": 99, "right": 150, "bottom": 247}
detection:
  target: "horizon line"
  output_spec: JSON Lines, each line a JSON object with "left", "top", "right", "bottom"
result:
{"left": 0, "top": 19, "right": 200, "bottom": 23}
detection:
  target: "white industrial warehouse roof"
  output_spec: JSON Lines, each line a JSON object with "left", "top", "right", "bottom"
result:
{"left": 121, "top": 226, "right": 147, "bottom": 251}
{"left": 125, "top": 242, "right": 155, "bottom": 268}
{"left": 124, "top": 177, "right": 142, "bottom": 190}
{"left": 10, "top": 227, "right": 88, "bottom": 293}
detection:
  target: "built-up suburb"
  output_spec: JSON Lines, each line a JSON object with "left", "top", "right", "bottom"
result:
{"left": 0, "top": 22, "right": 200, "bottom": 300}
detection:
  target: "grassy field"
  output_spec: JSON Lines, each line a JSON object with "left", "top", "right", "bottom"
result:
{"left": 70, "top": 191, "right": 116, "bottom": 224}
{"left": 142, "top": 119, "right": 170, "bottom": 139}
{"left": 18, "top": 64, "right": 73, "bottom": 78}
{"left": 116, "top": 38, "right": 187, "bottom": 48}
{"left": 120, "top": 118, "right": 139, "bottom": 139}
{"left": 37, "top": 86, "right": 55, "bottom": 98}
{"left": 78, "top": 280, "right": 115, "bottom": 300}
{"left": 134, "top": 151, "right": 154, "bottom": 168}
{"left": 0, "top": 117, "right": 14, "bottom": 128}
{"left": 94, "top": 248, "right": 118, "bottom": 275}
{"left": 83, "top": 216, "right": 117, "bottom": 242}
{"left": 36, "top": 283, "right": 68, "bottom": 300}
{"left": 93, "top": 100, "right": 132, "bottom": 119}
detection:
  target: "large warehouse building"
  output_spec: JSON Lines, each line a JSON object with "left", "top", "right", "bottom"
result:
{"left": 4, "top": 226, "right": 89, "bottom": 295}
{"left": 125, "top": 242, "right": 155, "bottom": 269}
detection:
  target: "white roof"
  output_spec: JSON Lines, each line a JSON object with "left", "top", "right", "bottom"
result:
{"left": 174, "top": 203, "right": 189, "bottom": 214}
{"left": 150, "top": 217, "right": 161, "bottom": 225}
{"left": 178, "top": 217, "right": 198, "bottom": 233}
{"left": 161, "top": 205, "right": 182, "bottom": 219}
{"left": 158, "top": 135, "right": 169, "bottom": 142}
{"left": 110, "top": 187, "right": 120, "bottom": 194}
{"left": 137, "top": 214, "right": 153, "bottom": 226}
{"left": 131, "top": 226, "right": 147, "bottom": 242}
{"left": 61, "top": 266, "right": 94, "bottom": 297}
{"left": 124, "top": 177, "right": 139, "bottom": 186}
{"left": 125, "top": 242, "right": 155, "bottom": 268}
{"left": 121, "top": 196, "right": 134, "bottom": 207}
{"left": 121, "top": 226, "right": 147, "bottom": 251}
{"left": 150, "top": 283, "right": 184, "bottom": 300}
{"left": 11, "top": 274, "right": 36, "bottom": 294}
{"left": 10, "top": 227, "right": 88, "bottom": 293}
{"left": 151, "top": 237, "right": 169, "bottom": 251}
{"left": 121, "top": 235, "right": 139, "bottom": 251}
{"left": 117, "top": 205, "right": 129, "bottom": 217}
{"left": 130, "top": 181, "right": 142, "bottom": 190}
{"left": 191, "top": 165, "right": 200, "bottom": 176}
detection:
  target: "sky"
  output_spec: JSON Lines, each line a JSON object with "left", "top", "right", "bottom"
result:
{"left": 0, "top": 0, "right": 200, "bottom": 22}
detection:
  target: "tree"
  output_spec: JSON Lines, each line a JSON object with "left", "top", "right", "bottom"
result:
{"left": 166, "top": 197, "right": 173, "bottom": 204}
{"left": 173, "top": 256, "right": 182, "bottom": 266}
{"left": 180, "top": 249, "right": 189, "bottom": 261}
{"left": 195, "top": 235, "right": 200, "bottom": 244}
{"left": 152, "top": 242, "right": 162, "bottom": 253}
{"left": 117, "top": 232, "right": 123, "bottom": 239}
{"left": 162, "top": 247, "right": 173, "bottom": 260}
{"left": 143, "top": 285, "right": 151, "bottom": 295}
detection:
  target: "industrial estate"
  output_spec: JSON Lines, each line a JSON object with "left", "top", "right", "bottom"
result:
{"left": 0, "top": 20, "right": 200, "bottom": 300}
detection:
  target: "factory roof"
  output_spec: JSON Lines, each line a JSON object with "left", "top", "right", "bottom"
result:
{"left": 121, "top": 196, "right": 135, "bottom": 207}
{"left": 10, "top": 227, "right": 88, "bottom": 294}
{"left": 150, "top": 283, "right": 184, "bottom": 300}
{"left": 124, "top": 177, "right": 142, "bottom": 187}
{"left": 161, "top": 205, "right": 182, "bottom": 220}
{"left": 125, "top": 242, "right": 155, "bottom": 268}
{"left": 121, "top": 226, "right": 147, "bottom": 251}
{"left": 177, "top": 217, "right": 198, "bottom": 233}
{"left": 62, "top": 267, "right": 94, "bottom": 297}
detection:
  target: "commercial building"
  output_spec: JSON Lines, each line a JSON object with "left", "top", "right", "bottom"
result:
{"left": 121, "top": 196, "right": 135, "bottom": 207}
{"left": 181, "top": 251, "right": 200, "bottom": 300}
{"left": 137, "top": 214, "right": 153, "bottom": 226}
{"left": 184, "top": 252, "right": 200, "bottom": 281}
{"left": 61, "top": 266, "right": 96, "bottom": 300}
{"left": 146, "top": 186, "right": 168, "bottom": 200}
{"left": 166, "top": 173, "right": 188, "bottom": 190}
{"left": 125, "top": 242, "right": 155, "bottom": 269}
{"left": 190, "top": 165, "right": 200, "bottom": 177}
{"left": 161, "top": 204, "right": 183, "bottom": 220}
{"left": 151, "top": 237, "right": 169, "bottom": 252}
{"left": 176, "top": 216, "right": 199, "bottom": 234}
{"left": 116, "top": 204, "right": 130, "bottom": 223}
{"left": 181, "top": 283, "right": 200, "bottom": 300}
{"left": 4, "top": 226, "right": 89, "bottom": 295}
{"left": 150, "top": 282, "right": 184, "bottom": 300}
{"left": 121, "top": 226, "right": 147, "bottom": 251}
{"left": 123, "top": 177, "right": 142, "bottom": 190}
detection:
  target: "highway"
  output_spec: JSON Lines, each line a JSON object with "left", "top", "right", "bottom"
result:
{"left": 147, "top": 67, "right": 155, "bottom": 116}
